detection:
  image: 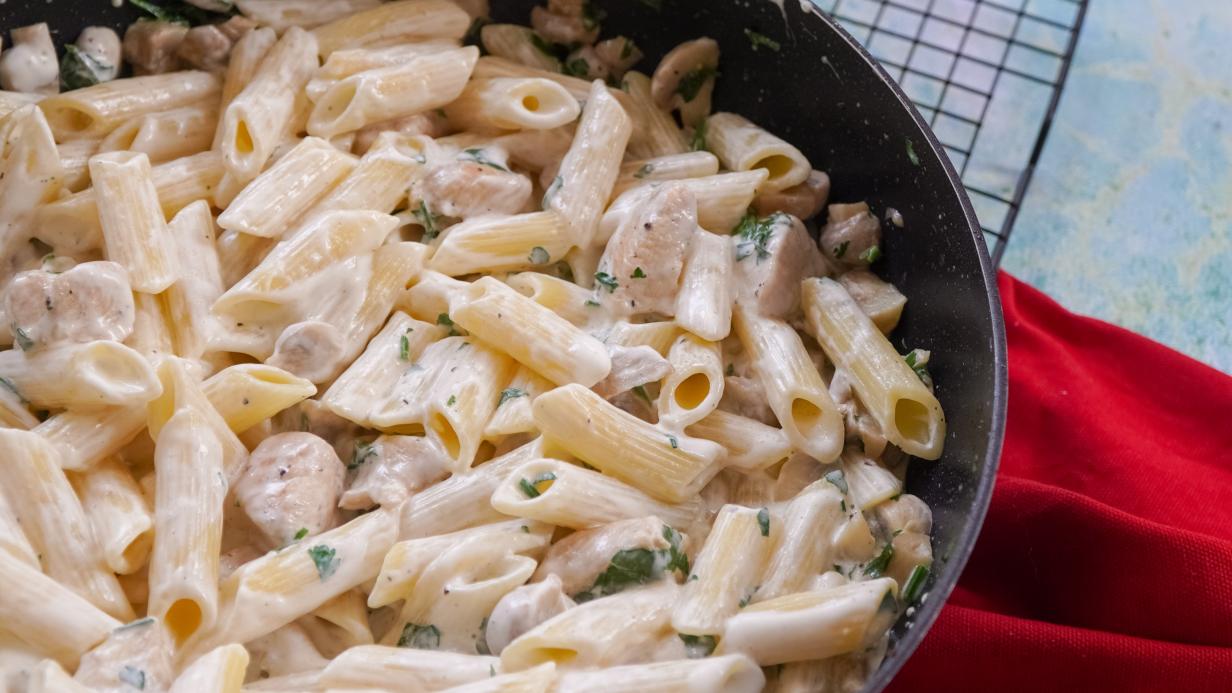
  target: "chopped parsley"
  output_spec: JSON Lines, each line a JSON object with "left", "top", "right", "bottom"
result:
{"left": 498, "top": 387, "right": 527, "bottom": 406}
{"left": 0, "top": 377, "right": 27, "bottom": 405}
{"left": 744, "top": 28, "right": 781, "bottom": 52}
{"left": 679, "top": 633, "right": 717, "bottom": 658}
{"left": 585, "top": 299, "right": 601, "bottom": 307}
{"left": 581, "top": 0, "right": 606, "bottom": 30}
{"left": 667, "top": 434, "right": 678, "bottom": 449}
{"left": 902, "top": 564, "right": 930, "bottom": 604}
{"left": 397, "top": 623, "right": 441, "bottom": 649}
{"left": 574, "top": 524, "right": 689, "bottom": 602}
{"left": 634, "top": 163, "right": 654, "bottom": 179}
{"left": 307, "top": 545, "right": 339, "bottom": 580}
{"left": 349, "top": 441, "right": 376, "bottom": 470}
{"left": 690, "top": 118, "right": 708, "bottom": 152}
{"left": 663, "top": 524, "right": 689, "bottom": 576}
{"left": 12, "top": 325, "right": 34, "bottom": 351}
{"left": 630, "top": 267, "right": 647, "bottom": 279}
{"left": 399, "top": 332, "right": 411, "bottom": 361}
{"left": 60, "top": 45, "right": 111, "bottom": 91}
{"left": 734, "top": 212, "right": 781, "bottom": 262}
{"left": 904, "top": 349, "right": 934, "bottom": 389}
{"left": 446, "top": 394, "right": 457, "bottom": 407}
{"left": 906, "top": 138, "right": 921, "bottom": 166}
{"left": 528, "top": 246, "right": 550, "bottom": 264}
{"left": 632, "top": 384, "right": 652, "bottom": 405}
{"left": 833, "top": 240, "right": 850, "bottom": 259}
{"left": 824, "top": 469, "right": 849, "bottom": 495}
{"left": 563, "top": 57, "right": 591, "bottom": 77}
{"left": 620, "top": 38, "right": 637, "bottom": 60}
{"left": 863, "top": 543, "right": 894, "bottom": 578}
{"left": 475, "top": 616, "right": 491, "bottom": 655}
{"left": 757, "top": 507, "right": 770, "bottom": 537}
{"left": 115, "top": 617, "right": 155, "bottom": 632}
{"left": 542, "top": 175, "right": 564, "bottom": 207}
{"left": 413, "top": 201, "right": 439, "bottom": 241}
{"left": 129, "top": 0, "right": 190, "bottom": 25}
{"left": 436, "top": 313, "right": 458, "bottom": 336}
{"left": 459, "top": 148, "right": 508, "bottom": 172}
{"left": 859, "top": 245, "right": 882, "bottom": 263}
{"left": 594, "top": 271, "right": 619, "bottom": 292}
{"left": 118, "top": 665, "right": 145, "bottom": 690}
{"left": 293, "top": 527, "right": 308, "bottom": 541}
{"left": 675, "top": 66, "right": 717, "bottom": 103}
{"left": 518, "top": 472, "right": 556, "bottom": 498}
{"left": 530, "top": 33, "right": 559, "bottom": 58}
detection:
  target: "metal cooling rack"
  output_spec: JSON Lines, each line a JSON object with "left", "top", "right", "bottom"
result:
{"left": 814, "top": 0, "right": 1088, "bottom": 264}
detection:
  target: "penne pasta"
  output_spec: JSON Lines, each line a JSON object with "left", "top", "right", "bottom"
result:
{"left": 429, "top": 212, "right": 571, "bottom": 278}
{"left": 672, "top": 504, "right": 777, "bottom": 635}
{"left": 319, "top": 645, "right": 499, "bottom": 691}
{"left": 675, "top": 229, "right": 734, "bottom": 342}
{"left": 0, "top": 340, "right": 161, "bottom": 410}
{"left": 656, "top": 333, "right": 724, "bottom": 429}
{"left": 39, "top": 71, "right": 220, "bottom": 140}
{"left": 237, "top": 0, "right": 383, "bottom": 33}
{"left": 445, "top": 78, "right": 580, "bottom": 133}
{"left": 69, "top": 456, "right": 155, "bottom": 576}
{"left": 88, "top": 151, "right": 179, "bottom": 293}
{"left": 480, "top": 24, "right": 561, "bottom": 72}
{"left": 613, "top": 150, "right": 720, "bottom": 198}
{"left": 556, "top": 655, "right": 765, "bottom": 693}
{"left": 684, "top": 409, "right": 791, "bottom": 472}
{"left": 98, "top": 104, "right": 218, "bottom": 164}
{"left": 705, "top": 112, "right": 812, "bottom": 193}
{"left": 621, "top": 71, "right": 690, "bottom": 159}
{"left": 0, "top": 555, "right": 120, "bottom": 668}
{"left": 312, "top": 0, "right": 471, "bottom": 57}
{"left": 503, "top": 271, "right": 593, "bottom": 327}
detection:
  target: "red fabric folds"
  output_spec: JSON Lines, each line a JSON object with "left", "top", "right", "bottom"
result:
{"left": 887, "top": 272, "right": 1232, "bottom": 692}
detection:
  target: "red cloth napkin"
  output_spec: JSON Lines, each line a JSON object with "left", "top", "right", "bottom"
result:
{"left": 887, "top": 272, "right": 1232, "bottom": 692}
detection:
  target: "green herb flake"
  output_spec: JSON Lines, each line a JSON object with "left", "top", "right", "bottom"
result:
{"left": 662, "top": 524, "right": 689, "bottom": 576}
{"left": 118, "top": 665, "right": 146, "bottom": 690}
{"left": 620, "top": 38, "right": 637, "bottom": 60}
{"left": 413, "top": 200, "right": 439, "bottom": 241}
{"left": 498, "top": 387, "right": 527, "bottom": 406}
{"left": 630, "top": 267, "right": 647, "bottom": 279}
{"left": 824, "top": 469, "right": 849, "bottom": 495}
{"left": 833, "top": 240, "right": 850, "bottom": 259}
{"left": 447, "top": 394, "right": 457, "bottom": 407}
{"left": 60, "top": 44, "right": 112, "bottom": 91}
{"left": 293, "top": 527, "right": 308, "bottom": 541}
{"left": 397, "top": 623, "right": 441, "bottom": 649}
{"left": 528, "top": 246, "right": 550, "bottom": 265}
{"left": 349, "top": 441, "right": 376, "bottom": 470}
{"left": 734, "top": 212, "right": 780, "bottom": 262}
{"left": 399, "top": 333, "right": 411, "bottom": 361}
{"left": 529, "top": 33, "right": 559, "bottom": 58}
{"left": 859, "top": 245, "right": 882, "bottom": 263}
{"left": 863, "top": 542, "right": 894, "bottom": 578}
{"left": 744, "top": 28, "right": 781, "bottom": 52}
{"left": 459, "top": 148, "right": 509, "bottom": 172}
{"left": 594, "top": 271, "right": 619, "bottom": 292}
{"left": 573, "top": 548, "right": 658, "bottom": 602}
{"left": 542, "top": 175, "right": 564, "bottom": 207}
{"left": 667, "top": 434, "right": 678, "bottom": 449}
{"left": 690, "top": 118, "right": 708, "bottom": 152}
{"left": 906, "top": 138, "right": 920, "bottom": 166}
{"left": 584, "top": 299, "right": 601, "bottom": 307}
{"left": 307, "top": 545, "right": 339, "bottom": 580}
{"left": 632, "top": 384, "right": 652, "bottom": 405}
{"left": 129, "top": 0, "right": 190, "bottom": 25}
{"left": 581, "top": 0, "right": 607, "bottom": 30}
{"left": 675, "top": 65, "right": 717, "bottom": 103}
{"left": 489, "top": 664, "right": 497, "bottom": 677}
{"left": 563, "top": 57, "right": 590, "bottom": 77}
{"left": 904, "top": 349, "right": 934, "bottom": 389}
{"left": 679, "top": 633, "right": 717, "bottom": 658}
{"left": 633, "top": 163, "right": 654, "bottom": 179}
{"left": 518, "top": 473, "right": 554, "bottom": 499}
{"left": 115, "top": 617, "right": 155, "bottom": 632}
{"left": 12, "top": 325, "right": 34, "bottom": 351}
{"left": 436, "top": 313, "right": 458, "bottom": 336}
{"left": 757, "top": 507, "right": 770, "bottom": 537}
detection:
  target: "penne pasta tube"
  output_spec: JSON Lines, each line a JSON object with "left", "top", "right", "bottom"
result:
{"left": 503, "top": 271, "right": 593, "bottom": 326}
{"left": 757, "top": 483, "right": 846, "bottom": 601}
{"left": 312, "top": 0, "right": 471, "bottom": 57}
{"left": 311, "top": 42, "right": 458, "bottom": 91}
{"left": 675, "top": 230, "right": 734, "bottom": 342}
{"left": 430, "top": 212, "right": 571, "bottom": 277}
{"left": 126, "top": 291, "right": 176, "bottom": 359}
{"left": 544, "top": 80, "right": 632, "bottom": 250}
{"left": 237, "top": 0, "right": 382, "bottom": 33}
{"left": 164, "top": 201, "right": 225, "bottom": 360}
{"left": 840, "top": 451, "right": 903, "bottom": 510}
{"left": 0, "top": 430, "right": 134, "bottom": 621}
{"left": 732, "top": 303, "right": 844, "bottom": 464}
{"left": 556, "top": 655, "right": 765, "bottom": 693}
{"left": 0, "top": 555, "right": 120, "bottom": 668}
{"left": 472, "top": 57, "right": 637, "bottom": 114}
{"left": 202, "top": 364, "right": 317, "bottom": 433}
{"left": 28, "top": 659, "right": 97, "bottom": 693}
{"left": 218, "top": 26, "right": 276, "bottom": 119}
{"left": 601, "top": 170, "right": 769, "bottom": 239}
{"left": 308, "top": 46, "right": 478, "bottom": 138}
{"left": 491, "top": 458, "right": 701, "bottom": 530}
{"left": 613, "top": 150, "right": 720, "bottom": 198}
{"left": 309, "top": 130, "right": 426, "bottom": 215}
{"left": 621, "top": 72, "right": 689, "bottom": 159}
{"left": 483, "top": 365, "right": 553, "bottom": 439}
{"left": 685, "top": 409, "right": 791, "bottom": 472}
{"left": 98, "top": 104, "right": 218, "bottom": 165}
{"left": 0, "top": 492, "right": 38, "bottom": 568}
{"left": 0, "top": 382, "right": 38, "bottom": 429}
{"left": 656, "top": 333, "right": 724, "bottom": 429}
{"left": 89, "top": 151, "right": 179, "bottom": 293}
{"left": 445, "top": 78, "right": 580, "bottom": 133}
{"left": 704, "top": 112, "right": 812, "bottom": 193}
{"left": 398, "top": 270, "right": 468, "bottom": 324}
{"left": 218, "top": 137, "right": 358, "bottom": 238}
{"left": 33, "top": 405, "right": 148, "bottom": 472}
{"left": 602, "top": 321, "right": 681, "bottom": 356}
{"left": 0, "top": 106, "right": 60, "bottom": 260}
{"left": 319, "top": 646, "right": 499, "bottom": 691}
{"left": 0, "top": 340, "right": 161, "bottom": 410}
{"left": 672, "top": 504, "right": 777, "bottom": 635}
{"left": 39, "top": 71, "right": 221, "bottom": 140}
{"left": 480, "top": 24, "right": 561, "bottom": 72}
{"left": 69, "top": 456, "right": 155, "bottom": 576}
{"left": 449, "top": 277, "right": 611, "bottom": 387}
{"left": 57, "top": 137, "right": 99, "bottom": 192}
{"left": 0, "top": 90, "right": 40, "bottom": 118}
{"left": 718, "top": 578, "right": 899, "bottom": 665}
{"left": 802, "top": 277, "right": 946, "bottom": 459}
{"left": 148, "top": 358, "right": 249, "bottom": 478}
{"left": 168, "top": 643, "right": 249, "bottom": 693}
{"left": 322, "top": 312, "right": 442, "bottom": 427}
{"left": 219, "top": 27, "right": 319, "bottom": 181}
{"left": 440, "top": 663, "right": 556, "bottom": 693}
{"left": 532, "top": 384, "right": 724, "bottom": 503}
{"left": 838, "top": 269, "right": 908, "bottom": 335}
{"left": 216, "top": 229, "right": 276, "bottom": 290}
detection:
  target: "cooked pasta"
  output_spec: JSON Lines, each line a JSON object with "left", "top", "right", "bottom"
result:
{"left": 0, "top": 3, "right": 945, "bottom": 690}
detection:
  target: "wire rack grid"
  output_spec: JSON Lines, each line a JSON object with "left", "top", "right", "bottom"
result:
{"left": 813, "top": 0, "right": 1088, "bottom": 264}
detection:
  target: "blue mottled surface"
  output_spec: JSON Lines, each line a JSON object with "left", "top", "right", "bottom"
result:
{"left": 1000, "top": 0, "right": 1232, "bottom": 373}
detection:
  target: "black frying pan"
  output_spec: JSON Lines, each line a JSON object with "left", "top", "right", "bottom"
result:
{"left": 2, "top": 1, "right": 1008, "bottom": 690}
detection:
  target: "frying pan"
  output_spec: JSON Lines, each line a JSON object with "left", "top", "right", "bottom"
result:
{"left": 1, "top": 1, "right": 1008, "bottom": 689}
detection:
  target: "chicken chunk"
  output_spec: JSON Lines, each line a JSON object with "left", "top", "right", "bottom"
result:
{"left": 266, "top": 320, "right": 347, "bottom": 385}
{"left": 530, "top": 5, "right": 599, "bottom": 45}
{"left": 820, "top": 202, "right": 883, "bottom": 267}
{"left": 339, "top": 435, "right": 452, "bottom": 510}
{"left": 597, "top": 183, "right": 698, "bottom": 317}
{"left": 416, "top": 156, "right": 533, "bottom": 219}
{"left": 485, "top": 574, "right": 575, "bottom": 655}
{"left": 594, "top": 37, "right": 642, "bottom": 81}
{"left": 532, "top": 516, "right": 681, "bottom": 597}
{"left": 838, "top": 269, "right": 907, "bottom": 334}
{"left": 718, "top": 374, "right": 776, "bottom": 426}
{"left": 235, "top": 432, "right": 346, "bottom": 549}
{"left": 0, "top": 23, "right": 59, "bottom": 94}
{"left": 875, "top": 494, "right": 933, "bottom": 585}
{"left": 754, "top": 169, "right": 831, "bottom": 221}
{"left": 123, "top": 20, "right": 188, "bottom": 75}
{"left": 74, "top": 27, "right": 123, "bottom": 83}
{"left": 562, "top": 45, "right": 610, "bottom": 82}
{"left": 176, "top": 24, "right": 233, "bottom": 72}
{"left": 732, "top": 213, "right": 827, "bottom": 319}
{"left": 5, "top": 261, "right": 135, "bottom": 348}
{"left": 74, "top": 616, "right": 175, "bottom": 693}
{"left": 592, "top": 344, "right": 671, "bottom": 399}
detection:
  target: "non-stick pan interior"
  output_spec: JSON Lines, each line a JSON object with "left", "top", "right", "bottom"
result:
{"left": 0, "top": 2, "right": 1008, "bottom": 690}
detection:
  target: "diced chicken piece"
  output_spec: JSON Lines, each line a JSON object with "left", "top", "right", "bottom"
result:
{"left": 820, "top": 202, "right": 883, "bottom": 267}
{"left": 530, "top": 6, "right": 599, "bottom": 46}
{"left": 353, "top": 113, "right": 446, "bottom": 156}
{"left": 235, "top": 432, "right": 346, "bottom": 549}
{"left": 123, "top": 20, "right": 188, "bottom": 75}
{"left": 76, "top": 27, "right": 123, "bottom": 82}
{"left": 831, "top": 504, "right": 876, "bottom": 563}
{"left": 176, "top": 24, "right": 233, "bottom": 72}
{"left": 718, "top": 374, "right": 777, "bottom": 426}
{"left": 533, "top": 516, "right": 677, "bottom": 596}
{"left": 563, "top": 45, "right": 609, "bottom": 82}
{"left": 754, "top": 169, "right": 831, "bottom": 220}
{"left": 772, "top": 452, "right": 825, "bottom": 501}
{"left": 216, "top": 14, "right": 260, "bottom": 42}
{"left": 74, "top": 616, "right": 175, "bottom": 693}
{"left": 485, "top": 574, "right": 575, "bottom": 655}
{"left": 732, "top": 213, "right": 827, "bottom": 319}
{"left": 592, "top": 344, "right": 670, "bottom": 399}
{"left": 0, "top": 23, "right": 59, "bottom": 94}
{"left": 828, "top": 368, "right": 887, "bottom": 459}
{"left": 838, "top": 269, "right": 907, "bottom": 334}
{"left": 266, "top": 320, "right": 347, "bottom": 385}
{"left": 875, "top": 494, "right": 933, "bottom": 585}
{"left": 339, "top": 435, "right": 452, "bottom": 510}
{"left": 5, "top": 261, "right": 136, "bottom": 348}
{"left": 609, "top": 387, "right": 657, "bottom": 424}
{"left": 246, "top": 623, "right": 329, "bottom": 680}
{"left": 416, "top": 158, "right": 533, "bottom": 219}
{"left": 598, "top": 183, "right": 697, "bottom": 317}
{"left": 594, "top": 37, "right": 642, "bottom": 80}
